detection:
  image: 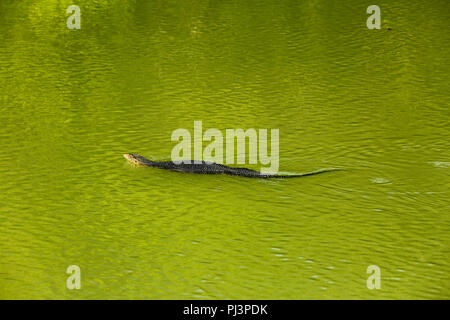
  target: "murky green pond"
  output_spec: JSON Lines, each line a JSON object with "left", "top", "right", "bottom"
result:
{"left": 0, "top": 0, "right": 448, "bottom": 299}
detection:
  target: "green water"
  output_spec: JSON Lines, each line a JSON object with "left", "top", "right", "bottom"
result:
{"left": 0, "top": 0, "right": 449, "bottom": 299}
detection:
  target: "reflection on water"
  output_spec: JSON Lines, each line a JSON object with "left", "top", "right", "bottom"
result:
{"left": 0, "top": 0, "right": 448, "bottom": 299}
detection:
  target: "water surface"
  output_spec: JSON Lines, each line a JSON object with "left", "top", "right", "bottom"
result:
{"left": 0, "top": 0, "right": 449, "bottom": 299}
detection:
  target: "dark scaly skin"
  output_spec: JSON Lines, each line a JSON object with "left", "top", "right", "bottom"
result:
{"left": 123, "top": 154, "right": 341, "bottom": 179}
